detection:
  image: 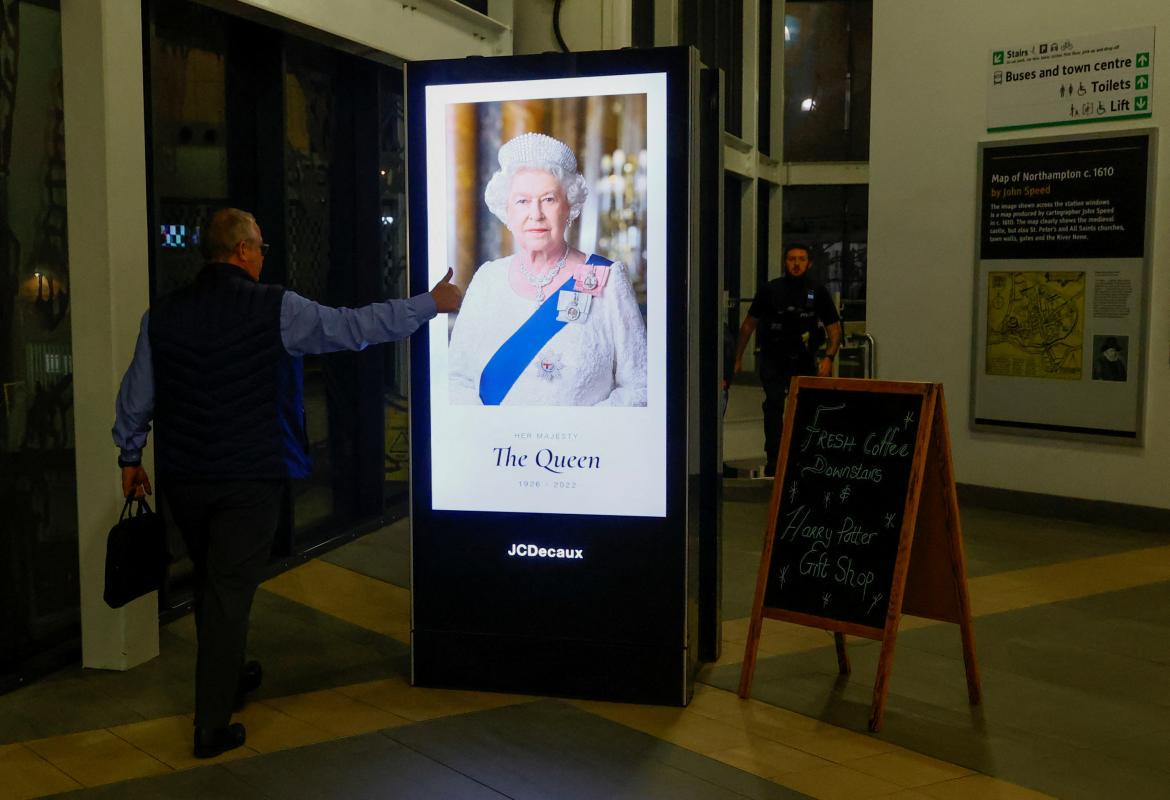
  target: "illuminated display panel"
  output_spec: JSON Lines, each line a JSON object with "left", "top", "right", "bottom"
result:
{"left": 422, "top": 74, "right": 668, "bottom": 517}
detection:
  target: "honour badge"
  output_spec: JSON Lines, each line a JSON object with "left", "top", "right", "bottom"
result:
{"left": 571, "top": 263, "right": 611, "bottom": 296}
{"left": 534, "top": 350, "right": 564, "bottom": 381}
{"left": 556, "top": 290, "right": 592, "bottom": 323}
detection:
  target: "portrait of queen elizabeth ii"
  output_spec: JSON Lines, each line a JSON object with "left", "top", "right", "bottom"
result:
{"left": 448, "top": 132, "right": 648, "bottom": 406}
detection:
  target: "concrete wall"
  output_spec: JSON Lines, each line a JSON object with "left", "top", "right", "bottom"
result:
{"left": 869, "top": 1, "right": 1170, "bottom": 508}
{"left": 513, "top": 0, "right": 625, "bottom": 54}
{"left": 233, "top": 0, "right": 513, "bottom": 57}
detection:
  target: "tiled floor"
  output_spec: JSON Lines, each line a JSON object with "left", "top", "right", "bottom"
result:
{"left": 1, "top": 386, "right": 1166, "bottom": 798}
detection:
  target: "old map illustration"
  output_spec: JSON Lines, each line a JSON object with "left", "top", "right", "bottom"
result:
{"left": 986, "top": 271, "right": 1084, "bottom": 380}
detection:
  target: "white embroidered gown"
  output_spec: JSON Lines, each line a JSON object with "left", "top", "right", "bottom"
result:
{"left": 448, "top": 256, "right": 648, "bottom": 406}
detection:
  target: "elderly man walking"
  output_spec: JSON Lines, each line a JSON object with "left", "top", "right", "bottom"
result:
{"left": 113, "top": 208, "right": 460, "bottom": 757}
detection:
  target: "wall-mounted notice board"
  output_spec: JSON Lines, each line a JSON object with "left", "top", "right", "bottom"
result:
{"left": 738, "top": 378, "right": 981, "bottom": 731}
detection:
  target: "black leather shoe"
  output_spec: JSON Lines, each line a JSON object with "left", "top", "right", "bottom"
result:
{"left": 234, "top": 660, "right": 263, "bottom": 710}
{"left": 193, "top": 723, "right": 246, "bottom": 759}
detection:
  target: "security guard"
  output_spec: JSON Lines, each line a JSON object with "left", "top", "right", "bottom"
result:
{"left": 733, "top": 244, "right": 842, "bottom": 476}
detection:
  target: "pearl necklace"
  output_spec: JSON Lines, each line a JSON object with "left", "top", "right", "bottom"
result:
{"left": 516, "top": 246, "right": 569, "bottom": 303}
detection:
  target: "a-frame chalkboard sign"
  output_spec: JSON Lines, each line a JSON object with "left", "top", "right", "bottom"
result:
{"left": 738, "top": 378, "right": 980, "bottom": 731}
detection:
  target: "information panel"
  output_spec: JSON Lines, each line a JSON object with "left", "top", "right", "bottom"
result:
{"left": 972, "top": 131, "right": 1154, "bottom": 439}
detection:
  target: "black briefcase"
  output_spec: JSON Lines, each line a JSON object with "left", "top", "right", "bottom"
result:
{"left": 103, "top": 496, "right": 168, "bottom": 609}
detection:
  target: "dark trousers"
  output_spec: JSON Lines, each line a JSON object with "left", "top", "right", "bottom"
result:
{"left": 165, "top": 479, "right": 284, "bottom": 729}
{"left": 759, "top": 356, "right": 813, "bottom": 471}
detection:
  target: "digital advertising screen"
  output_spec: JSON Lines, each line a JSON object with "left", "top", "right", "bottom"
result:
{"left": 407, "top": 48, "right": 696, "bottom": 703}
{"left": 419, "top": 73, "right": 668, "bottom": 518}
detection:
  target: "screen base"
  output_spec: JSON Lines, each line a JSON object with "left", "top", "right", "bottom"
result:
{"left": 412, "top": 628, "right": 691, "bottom": 706}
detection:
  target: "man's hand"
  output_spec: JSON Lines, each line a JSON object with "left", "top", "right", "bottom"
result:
{"left": 816, "top": 356, "right": 833, "bottom": 378}
{"left": 733, "top": 358, "right": 743, "bottom": 375}
{"left": 430, "top": 268, "right": 463, "bottom": 313}
{"left": 122, "top": 465, "right": 152, "bottom": 499}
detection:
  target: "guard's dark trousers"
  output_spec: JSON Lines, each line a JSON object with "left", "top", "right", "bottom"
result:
{"left": 165, "top": 480, "right": 283, "bottom": 730}
{"left": 759, "top": 355, "right": 814, "bottom": 474}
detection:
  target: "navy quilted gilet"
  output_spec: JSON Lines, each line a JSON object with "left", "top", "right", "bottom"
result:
{"left": 149, "top": 263, "right": 311, "bottom": 480}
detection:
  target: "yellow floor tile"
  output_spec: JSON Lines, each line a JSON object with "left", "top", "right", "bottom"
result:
{"left": 686, "top": 685, "right": 826, "bottom": 738}
{"left": 720, "top": 616, "right": 753, "bottom": 643}
{"left": 0, "top": 743, "right": 82, "bottom": 800}
{"left": 778, "top": 763, "right": 903, "bottom": 799}
{"left": 846, "top": 749, "right": 972, "bottom": 787}
{"left": 236, "top": 701, "right": 337, "bottom": 753}
{"left": 781, "top": 727, "right": 897, "bottom": 763}
{"left": 261, "top": 559, "right": 410, "bottom": 642}
{"left": 917, "top": 774, "right": 1055, "bottom": 799}
{"left": 109, "top": 714, "right": 256, "bottom": 770}
{"left": 651, "top": 710, "right": 756, "bottom": 754}
{"left": 710, "top": 737, "right": 834, "bottom": 778}
{"left": 333, "top": 676, "right": 525, "bottom": 722}
{"left": 24, "top": 729, "right": 171, "bottom": 787}
{"left": 264, "top": 688, "right": 412, "bottom": 736}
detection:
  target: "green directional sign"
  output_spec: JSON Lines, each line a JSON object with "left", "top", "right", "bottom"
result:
{"left": 1136, "top": 52, "right": 1150, "bottom": 68}
{"left": 1135, "top": 95, "right": 1149, "bottom": 111}
{"left": 993, "top": 50, "right": 1004, "bottom": 65}
{"left": 1135, "top": 74, "right": 1149, "bottom": 90}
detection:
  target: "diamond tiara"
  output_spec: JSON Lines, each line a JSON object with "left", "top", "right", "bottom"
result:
{"left": 498, "top": 133, "right": 578, "bottom": 174}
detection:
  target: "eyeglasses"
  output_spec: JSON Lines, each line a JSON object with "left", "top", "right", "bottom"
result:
{"left": 236, "top": 240, "right": 270, "bottom": 256}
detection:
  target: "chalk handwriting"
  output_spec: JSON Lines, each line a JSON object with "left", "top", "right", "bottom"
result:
{"left": 799, "top": 403, "right": 848, "bottom": 452}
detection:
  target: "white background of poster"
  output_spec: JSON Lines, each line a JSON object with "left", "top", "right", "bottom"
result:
{"left": 423, "top": 74, "right": 668, "bottom": 517}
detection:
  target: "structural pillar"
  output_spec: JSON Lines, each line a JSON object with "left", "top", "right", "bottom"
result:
{"left": 61, "top": 0, "right": 158, "bottom": 670}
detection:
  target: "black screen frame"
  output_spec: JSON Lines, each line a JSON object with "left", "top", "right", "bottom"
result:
{"left": 406, "top": 47, "right": 695, "bottom": 704}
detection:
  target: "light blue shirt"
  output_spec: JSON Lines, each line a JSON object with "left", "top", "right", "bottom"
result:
{"left": 112, "top": 289, "right": 436, "bottom": 464}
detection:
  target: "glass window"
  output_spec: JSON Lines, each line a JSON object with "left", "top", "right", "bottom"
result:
{"left": 758, "top": 0, "right": 774, "bottom": 153}
{"left": 783, "top": 0, "right": 872, "bottom": 161}
{"left": 146, "top": 0, "right": 407, "bottom": 607}
{"left": 756, "top": 183, "right": 771, "bottom": 292}
{"left": 681, "top": 0, "right": 743, "bottom": 138}
{"left": 379, "top": 70, "right": 409, "bottom": 508}
{"left": 782, "top": 184, "right": 868, "bottom": 320}
{"left": 148, "top": 1, "right": 228, "bottom": 298}
{"left": 724, "top": 174, "right": 744, "bottom": 304}
{"left": 0, "top": 0, "right": 77, "bottom": 689}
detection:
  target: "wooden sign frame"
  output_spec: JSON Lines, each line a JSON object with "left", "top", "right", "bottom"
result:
{"left": 737, "top": 378, "right": 981, "bottom": 731}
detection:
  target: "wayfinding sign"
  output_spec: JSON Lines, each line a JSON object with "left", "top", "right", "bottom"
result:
{"left": 988, "top": 27, "right": 1154, "bottom": 132}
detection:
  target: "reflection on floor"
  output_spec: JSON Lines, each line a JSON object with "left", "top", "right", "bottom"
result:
{"left": 0, "top": 383, "right": 1166, "bottom": 798}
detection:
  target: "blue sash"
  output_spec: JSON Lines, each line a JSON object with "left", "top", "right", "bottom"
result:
{"left": 479, "top": 254, "right": 612, "bottom": 405}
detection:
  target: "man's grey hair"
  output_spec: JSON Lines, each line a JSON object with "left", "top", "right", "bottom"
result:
{"left": 201, "top": 208, "right": 258, "bottom": 261}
